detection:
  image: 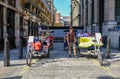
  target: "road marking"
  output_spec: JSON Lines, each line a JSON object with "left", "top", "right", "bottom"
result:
{"left": 18, "top": 58, "right": 39, "bottom": 76}
{"left": 92, "top": 59, "right": 119, "bottom": 78}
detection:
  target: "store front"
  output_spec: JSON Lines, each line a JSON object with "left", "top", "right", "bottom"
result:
{"left": 7, "top": 8, "right": 16, "bottom": 48}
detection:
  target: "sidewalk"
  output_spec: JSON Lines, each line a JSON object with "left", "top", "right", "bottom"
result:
{"left": 0, "top": 47, "right": 27, "bottom": 78}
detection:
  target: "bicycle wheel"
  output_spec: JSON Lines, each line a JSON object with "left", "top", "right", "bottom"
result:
{"left": 98, "top": 51, "right": 103, "bottom": 66}
{"left": 26, "top": 52, "right": 32, "bottom": 66}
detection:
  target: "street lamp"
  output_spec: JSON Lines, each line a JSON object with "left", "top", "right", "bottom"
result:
{"left": 19, "top": 29, "right": 24, "bottom": 59}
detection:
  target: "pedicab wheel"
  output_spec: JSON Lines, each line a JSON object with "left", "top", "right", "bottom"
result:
{"left": 47, "top": 47, "right": 50, "bottom": 58}
{"left": 78, "top": 47, "right": 82, "bottom": 57}
{"left": 98, "top": 52, "right": 103, "bottom": 66}
{"left": 26, "top": 53, "right": 32, "bottom": 66}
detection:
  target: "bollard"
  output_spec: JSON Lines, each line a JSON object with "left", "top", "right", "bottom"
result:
{"left": 119, "top": 36, "right": 120, "bottom": 51}
{"left": 19, "top": 38, "right": 23, "bottom": 59}
{"left": 106, "top": 38, "right": 111, "bottom": 59}
{"left": 4, "top": 36, "right": 10, "bottom": 67}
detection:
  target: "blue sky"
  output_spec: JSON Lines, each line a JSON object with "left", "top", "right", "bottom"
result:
{"left": 54, "top": 0, "right": 70, "bottom": 16}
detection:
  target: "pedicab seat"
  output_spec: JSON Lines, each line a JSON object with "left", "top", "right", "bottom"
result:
{"left": 78, "top": 37, "right": 94, "bottom": 48}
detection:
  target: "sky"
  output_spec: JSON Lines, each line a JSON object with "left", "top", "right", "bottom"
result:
{"left": 54, "top": 0, "right": 71, "bottom": 16}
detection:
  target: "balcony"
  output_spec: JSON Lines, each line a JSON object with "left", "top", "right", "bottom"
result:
{"left": 0, "top": 0, "right": 4, "bottom": 2}
{"left": 8, "top": 0, "right": 16, "bottom": 7}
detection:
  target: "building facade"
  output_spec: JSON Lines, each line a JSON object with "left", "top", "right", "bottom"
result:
{"left": 20, "top": 0, "right": 52, "bottom": 37}
{"left": 71, "top": 0, "right": 80, "bottom": 27}
{"left": 54, "top": 13, "right": 62, "bottom": 26}
{"left": 0, "top": 0, "right": 54, "bottom": 49}
{"left": 71, "top": 0, "right": 120, "bottom": 48}
{"left": 60, "top": 16, "right": 70, "bottom": 27}
{"left": 54, "top": 13, "right": 70, "bottom": 27}
{"left": 46, "top": 0, "right": 57, "bottom": 26}
{"left": 0, "top": 0, "right": 21, "bottom": 48}
{"left": 81, "top": 0, "right": 120, "bottom": 48}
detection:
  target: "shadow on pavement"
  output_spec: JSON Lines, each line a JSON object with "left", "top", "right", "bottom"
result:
{"left": 0, "top": 76, "right": 22, "bottom": 79}
{"left": 31, "top": 57, "right": 64, "bottom": 67}
{"left": 10, "top": 63, "right": 26, "bottom": 67}
{"left": 97, "top": 76, "right": 120, "bottom": 79}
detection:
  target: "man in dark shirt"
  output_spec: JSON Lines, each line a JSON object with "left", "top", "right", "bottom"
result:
{"left": 67, "top": 26, "right": 77, "bottom": 58}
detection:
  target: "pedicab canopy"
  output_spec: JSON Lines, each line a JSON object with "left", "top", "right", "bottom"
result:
{"left": 78, "top": 33, "right": 103, "bottom": 48}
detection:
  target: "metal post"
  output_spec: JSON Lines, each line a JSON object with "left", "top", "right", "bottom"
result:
{"left": 119, "top": 36, "right": 120, "bottom": 51}
{"left": 106, "top": 38, "right": 111, "bottom": 59}
{"left": 4, "top": 34, "right": 10, "bottom": 67}
{"left": 19, "top": 38, "right": 23, "bottom": 59}
{"left": 3, "top": 1, "right": 10, "bottom": 67}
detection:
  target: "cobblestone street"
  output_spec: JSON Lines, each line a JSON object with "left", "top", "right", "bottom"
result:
{"left": 0, "top": 43, "right": 120, "bottom": 79}
{"left": 1, "top": 0, "right": 120, "bottom": 79}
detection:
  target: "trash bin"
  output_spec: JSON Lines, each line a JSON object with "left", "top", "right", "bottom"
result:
{"left": 102, "top": 36, "right": 107, "bottom": 48}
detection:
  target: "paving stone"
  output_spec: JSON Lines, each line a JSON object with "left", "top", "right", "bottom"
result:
{"left": 0, "top": 43, "right": 120, "bottom": 79}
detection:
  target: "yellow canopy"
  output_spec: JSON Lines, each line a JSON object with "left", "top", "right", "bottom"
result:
{"left": 78, "top": 37, "right": 103, "bottom": 48}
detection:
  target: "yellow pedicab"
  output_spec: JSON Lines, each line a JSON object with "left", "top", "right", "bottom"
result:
{"left": 78, "top": 33, "right": 104, "bottom": 65}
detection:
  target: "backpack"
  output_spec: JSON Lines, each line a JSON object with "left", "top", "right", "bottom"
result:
{"left": 32, "top": 42, "right": 42, "bottom": 51}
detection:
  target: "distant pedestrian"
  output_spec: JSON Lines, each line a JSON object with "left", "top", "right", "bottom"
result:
{"left": 87, "top": 32, "right": 92, "bottom": 36}
{"left": 67, "top": 26, "right": 77, "bottom": 58}
{"left": 83, "top": 31, "right": 89, "bottom": 37}
{"left": 64, "top": 34, "right": 68, "bottom": 51}
{"left": 77, "top": 32, "right": 83, "bottom": 38}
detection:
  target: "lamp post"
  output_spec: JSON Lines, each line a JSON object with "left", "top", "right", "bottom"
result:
{"left": 19, "top": 29, "right": 23, "bottom": 59}
{"left": 3, "top": 0, "right": 10, "bottom": 66}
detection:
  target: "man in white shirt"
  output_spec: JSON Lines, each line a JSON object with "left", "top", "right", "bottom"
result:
{"left": 77, "top": 32, "right": 83, "bottom": 38}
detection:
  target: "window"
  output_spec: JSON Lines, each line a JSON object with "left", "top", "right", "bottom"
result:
{"left": 7, "top": 9, "right": 15, "bottom": 38}
{"left": 8, "top": 0, "right": 16, "bottom": 7}
{"left": 115, "top": 0, "right": 120, "bottom": 23}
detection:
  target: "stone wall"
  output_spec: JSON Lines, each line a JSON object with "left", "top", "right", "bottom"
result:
{"left": 102, "top": 21, "right": 119, "bottom": 49}
{"left": 108, "top": 31, "right": 120, "bottom": 49}
{"left": 102, "top": 21, "right": 117, "bottom": 36}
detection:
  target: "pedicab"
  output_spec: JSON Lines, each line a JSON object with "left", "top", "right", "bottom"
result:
{"left": 78, "top": 33, "right": 104, "bottom": 65}
{"left": 26, "top": 35, "right": 50, "bottom": 66}
{"left": 40, "top": 30, "right": 54, "bottom": 50}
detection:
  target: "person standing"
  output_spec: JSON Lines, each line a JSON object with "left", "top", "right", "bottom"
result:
{"left": 67, "top": 26, "right": 77, "bottom": 58}
{"left": 77, "top": 32, "right": 83, "bottom": 38}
